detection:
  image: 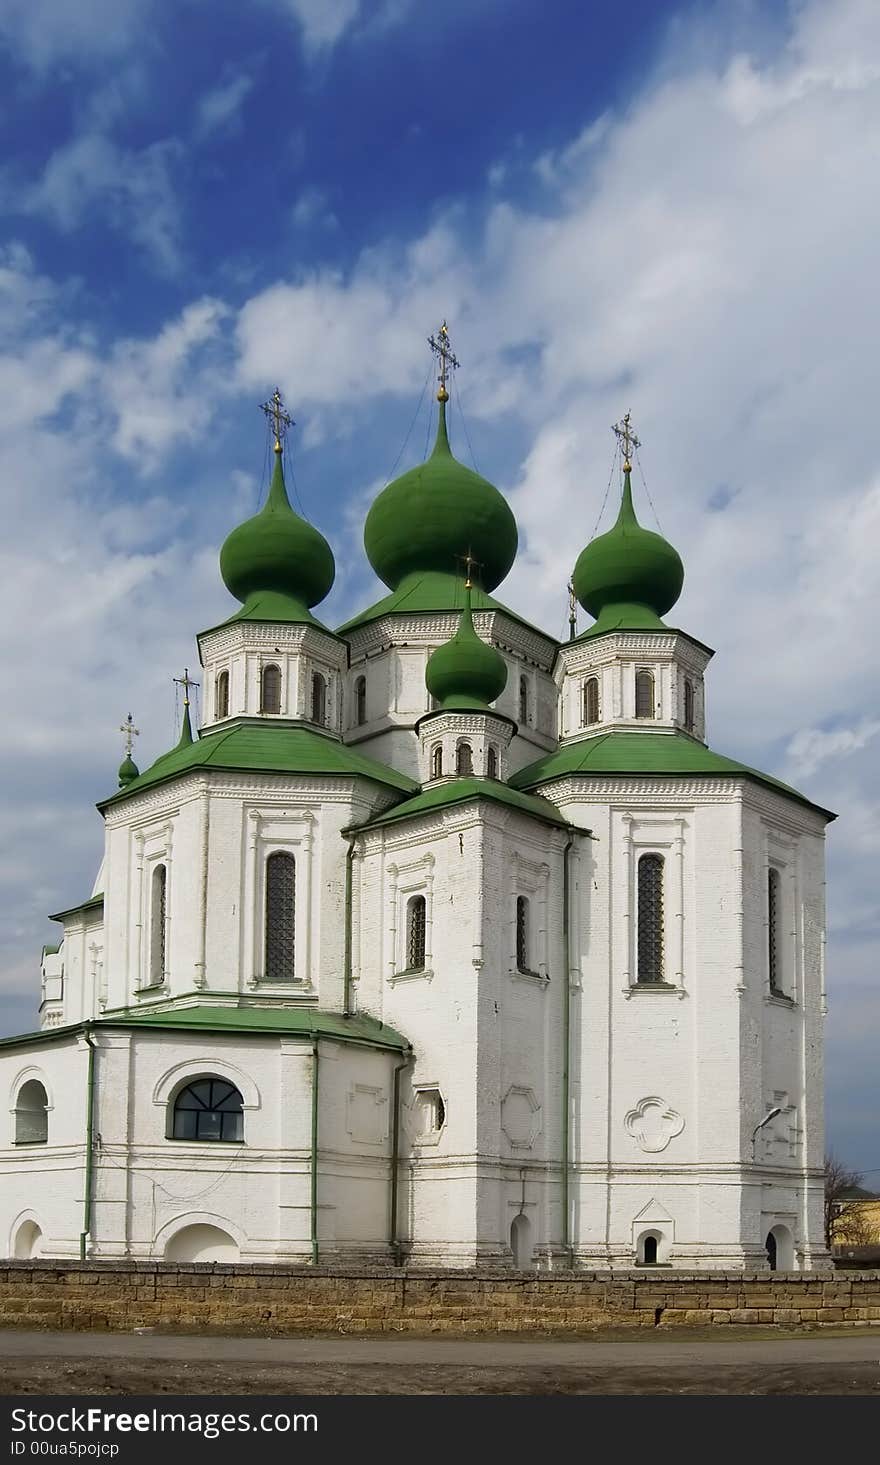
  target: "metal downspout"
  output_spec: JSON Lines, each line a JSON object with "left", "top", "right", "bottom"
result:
{"left": 79, "top": 1025, "right": 96, "bottom": 1262}
{"left": 310, "top": 1039, "right": 320, "bottom": 1265}
{"left": 562, "top": 836, "right": 574, "bottom": 1264}
{"left": 343, "top": 835, "right": 357, "bottom": 1015}
{"left": 390, "top": 1052, "right": 412, "bottom": 1266}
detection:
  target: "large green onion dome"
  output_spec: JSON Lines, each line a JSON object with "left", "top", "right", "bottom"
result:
{"left": 220, "top": 448, "right": 335, "bottom": 621}
{"left": 363, "top": 400, "right": 518, "bottom": 594}
{"left": 426, "top": 582, "right": 508, "bottom": 711}
{"left": 572, "top": 466, "right": 684, "bottom": 635}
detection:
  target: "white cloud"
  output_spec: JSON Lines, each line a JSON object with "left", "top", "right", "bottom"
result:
{"left": 0, "top": 0, "right": 147, "bottom": 70}
{"left": 23, "top": 133, "right": 183, "bottom": 272}
{"left": 290, "top": 187, "right": 338, "bottom": 231}
{"left": 786, "top": 720, "right": 880, "bottom": 780}
{"left": 274, "top": 0, "right": 361, "bottom": 53}
{"left": 195, "top": 72, "right": 255, "bottom": 140}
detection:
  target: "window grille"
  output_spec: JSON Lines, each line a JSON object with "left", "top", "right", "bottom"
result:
{"left": 265, "top": 851, "right": 296, "bottom": 981}
{"left": 431, "top": 744, "right": 443, "bottom": 778}
{"left": 768, "top": 868, "right": 781, "bottom": 991}
{"left": 635, "top": 670, "right": 654, "bottom": 718}
{"left": 216, "top": 669, "right": 229, "bottom": 720}
{"left": 355, "top": 676, "right": 366, "bottom": 725}
{"left": 407, "top": 895, "right": 426, "bottom": 971}
{"left": 516, "top": 895, "right": 531, "bottom": 973}
{"left": 150, "top": 864, "right": 167, "bottom": 985}
{"left": 311, "top": 672, "right": 326, "bottom": 725}
{"left": 583, "top": 677, "right": 599, "bottom": 725}
{"left": 172, "top": 1078, "right": 243, "bottom": 1142}
{"left": 637, "top": 853, "right": 664, "bottom": 982}
{"left": 684, "top": 678, "right": 694, "bottom": 733}
{"left": 261, "top": 663, "right": 281, "bottom": 714}
{"left": 456, "top": 741, "right": 473, "bottom": 775}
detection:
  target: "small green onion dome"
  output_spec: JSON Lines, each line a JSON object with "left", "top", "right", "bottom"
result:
{"left": 572, "top": 467, "right": 684, "bottom": 633}
{"left": 118, "top": 755, "right": 139, "bottom": 788}
{"left": 364, "top": 401, "right": 518, "bottom": 592}
{"left": 426, "top": 583, "right": 508, "bottom": 710}
{"left": 220, "top": 449, "right": 335, "bottom": 619}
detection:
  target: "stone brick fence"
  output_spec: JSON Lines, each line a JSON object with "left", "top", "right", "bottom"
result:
{"left": 1, "top": 1262, "right": 879, "bottom": 1334}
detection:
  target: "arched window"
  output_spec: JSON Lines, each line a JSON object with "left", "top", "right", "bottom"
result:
{"left": 14, "top": 1079, "right": 48, "bottom": 1145}
{"left": 265, "top": 851, "right": 296, "bottom": 982}
{"left": 683, "top": 678, "right": 694, "bottom": 733}
{"left": 150, "top": 864, "right": 167, "bottom": 985}
{"left": 516, "top": 895, "right": 532, "bottom": 974}
{"left": 354, "top": 675, "right": 366, "bottom": 726}
{"left": 431, "top": 744, "right": 443, "bottom": 779}
{"left": 456, "top": 741, "right": 473, "bottom": 775}
{"left": 215, "top": 669, "right": 229, "bottom": 720}
{"left": 172, "top": 1078, "right": 244, "bottom": 1142}
{"left": 637, "top": 854, "right": 664, "bottom": 983}
{"left": 260, "top": 663, "right": 281, "bottom": 714}
{"left": 311, "top": 671, "right": 326, "bottom": 725}
{"left": 487, "top": 746, "right": 498, "bottom": 779}
{"left": 406, "top": 895, "right": 426, "bottom": 971}
{"left": 635, "top": 669, "right": 654, "bottom": 719}
{"left": 583, "top": 676, "right": 599, "bottom": 725}
{"left": 519, "top": 675, "right": 529, "bottom": 724}
{"left": 768, "top": 867, "right": 782, "bottom": 992}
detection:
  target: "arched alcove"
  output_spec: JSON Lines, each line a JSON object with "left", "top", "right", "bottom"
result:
{"left": 164, "top": 1223, "right": 240, "bottom": 1263}
{"left": 13, "top": 1220, "right": 42, "bottom": 1259}
{"left": 510, "top": 1213, "right": 532, "bottom": 1270}
{"left": 636, "top": 1229, "right": 664, "bottom": 1265}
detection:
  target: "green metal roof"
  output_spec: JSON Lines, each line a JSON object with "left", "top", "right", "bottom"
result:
{"left": 50, "top": 893, "right": 104, "bottom": 924}
{"left": 510, "top": 731, "right": 835, "bottom": 820}
{"left": 0, "top": 1005, "right": 410, "bottom": 1054}
{"left": 337, "top": 570, "right": 556, "bottom": 644}
{"left": 99, "top": 721, "right": 417, "bottom": 809}
{"left": 363, "top": 776, "right": 570, "bottom": 831}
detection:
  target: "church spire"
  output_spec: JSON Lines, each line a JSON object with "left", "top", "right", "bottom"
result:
{"left": 173, "top": 668, "right": 198, "bottom": 748}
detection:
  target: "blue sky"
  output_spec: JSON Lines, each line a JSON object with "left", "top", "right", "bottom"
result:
{"left": 0, "top": 0, "right": 877, "bottom": 1178}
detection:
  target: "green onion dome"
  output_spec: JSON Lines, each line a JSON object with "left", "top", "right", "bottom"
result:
{"left": 118, "top": 754, "right": 139, "bottom": 788}
{"left": 572, "top": 466, "right": 684, "bottom": 634}
{"left": 220, "top": 449, "right": 335, "bottom": 620}
{"left": 364, "top": 401, "right": 518, "bottom": 593}
{"left": 426, "top": 583, "right": 508, "bottom": 710}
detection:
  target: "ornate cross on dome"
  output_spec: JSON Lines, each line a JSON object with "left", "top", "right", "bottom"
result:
{"left": 428, "top": 320, "right": 460, "bottom": 403}
{"left": 260, "top": 388, "right": 294, "bottom": 453}
{"left": 173, "top": 668, "right": 199, "bottom": 706}
{"left": 612, "top": 410, "right": 641, "bottom": 470}
{"left": 119, "top": 712, "right": 139, "bottom": 758}
{"left": 462, "top": 550, "right": 482, "bottom": 589}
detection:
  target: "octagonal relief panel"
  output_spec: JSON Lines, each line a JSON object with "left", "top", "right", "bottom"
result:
{"left": 501, "top": 1085, "right": 542, "bottom": 1150}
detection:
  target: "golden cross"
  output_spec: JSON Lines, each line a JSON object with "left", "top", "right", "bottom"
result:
{"left": 119, "top": 712, "right": 139, "bottom": 758}
{"left": 173, "top": 668, "right": 200, "bottom": 706}
{"left": 428, "top": 320, "right": 460, "bottom": 403}
{"left": 611, "top": 410, "right": 641, "bottom": 468}
{"left": 260, "top": 388, "right": 294, "bottom": 452}
{"left": 462, "top": 549, "right": 482, "bottom": 589}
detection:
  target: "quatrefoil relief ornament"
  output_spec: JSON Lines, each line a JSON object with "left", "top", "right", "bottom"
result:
{"left": 624, "top": 1096, "right": 685, "bottom": 1153}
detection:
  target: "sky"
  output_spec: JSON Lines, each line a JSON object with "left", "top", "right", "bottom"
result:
{"left": 0, "top": 0, "right": 876, "bottom": 1176}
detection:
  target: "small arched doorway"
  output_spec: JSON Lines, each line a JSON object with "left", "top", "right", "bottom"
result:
{"left": 637, "top": 1230, "right": 662, "bottom": 1266}
{"left": 164, "top": 1224, "right": 240, "bottom": 1263}
{"left": 766, "top": 1224, "right": 794, "bottom": 1271}
{"left": 13, "top": 1220, "right": 43, "bottom": 1259}
{"left": 510, "top": 1213, "right": 532, "bottom": 1270}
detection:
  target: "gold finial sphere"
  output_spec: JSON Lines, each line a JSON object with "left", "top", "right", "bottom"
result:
{"left": 437, "top": 386, "right": 449, "bottom": 403}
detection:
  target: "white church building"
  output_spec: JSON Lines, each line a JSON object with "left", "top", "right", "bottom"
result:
{"left": 0, "top": 342, "right": 834, "bottom": 1272}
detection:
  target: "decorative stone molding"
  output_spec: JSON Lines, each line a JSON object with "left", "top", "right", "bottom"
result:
{"left": 624, "top": 1096, "right": 685, "bottom": 1153}
{"left": 501, "top": 1086, "right": 542, "bottom": 1150}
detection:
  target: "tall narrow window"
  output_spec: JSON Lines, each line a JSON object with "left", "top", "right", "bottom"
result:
{"left": 150, "top": 864, "right": 167, "bottom": 985}
{"left": 487, "top": 746, "right": 498, "bottom": 779}
{"left": 637, "top": 853, "right": 664, "bottom": 983}
{"left": 431, "top": 744, "right": 443, "bottom": 779}
{"left": 14, "top": 1079, "right": 49, "bottom": 1145}
{"left": 354, "top": 675, "right": 366, "bottom": 726}
{"left": 519, "top": 675, "right": 529, "bottom": 724}
{"left": 635, "top": 669, "right": 654, "bottom": 719}
{"left": 456, "top": 741, "right": 473, "bottom": 775}
{"left": 516, "top": 895, "right": 532, "bottom": 973}
{"left": 583, "top": 676, "right": 599, "bottom": 725}
{"left": 683, "top": 678, "right": 694, "bottom": 733}
{"left": 406, "top": 895, "right": 426, "bottom": 971}
{"left": 311, "top": 672, "right": 326, "bottom": 725}
{"left": 768, "top": 867, "right": 782, "bottom": 992}
{"left": 215, "top": 669, "right": 229, "bottom": 720}
{"left": 265, "top": 851, "right": 296, "bottom": 981}
{"left": 261, "top": 663, "right": 281, "bottom": 714}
